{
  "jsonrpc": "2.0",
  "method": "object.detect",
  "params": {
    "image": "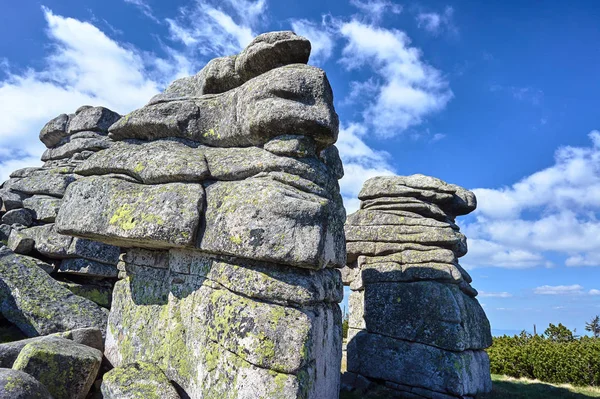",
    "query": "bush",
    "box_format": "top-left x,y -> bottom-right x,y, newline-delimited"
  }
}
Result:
487,328 -> 600,386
